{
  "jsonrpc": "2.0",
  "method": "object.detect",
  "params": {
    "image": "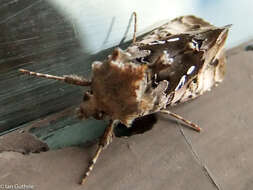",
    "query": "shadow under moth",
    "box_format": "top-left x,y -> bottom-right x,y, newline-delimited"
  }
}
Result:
19,13 -> 230,184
